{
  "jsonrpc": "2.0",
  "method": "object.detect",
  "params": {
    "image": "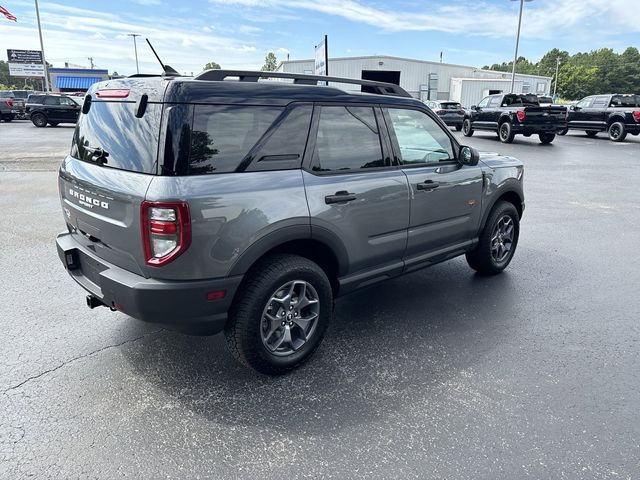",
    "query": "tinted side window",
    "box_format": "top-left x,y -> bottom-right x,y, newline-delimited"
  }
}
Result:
610,95 -> 637,107
245,104 -> 312,172
312,106 -> 384,172
190,105 -> 282,175
44,96 -> 60,105
387,108 -> 454,165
